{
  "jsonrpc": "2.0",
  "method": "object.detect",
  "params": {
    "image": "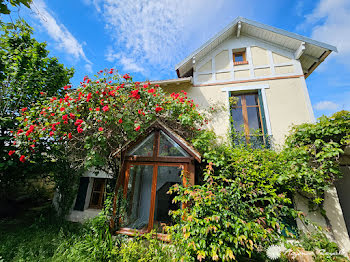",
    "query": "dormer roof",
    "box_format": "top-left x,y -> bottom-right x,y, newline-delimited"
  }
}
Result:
175,17 -> 337,79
